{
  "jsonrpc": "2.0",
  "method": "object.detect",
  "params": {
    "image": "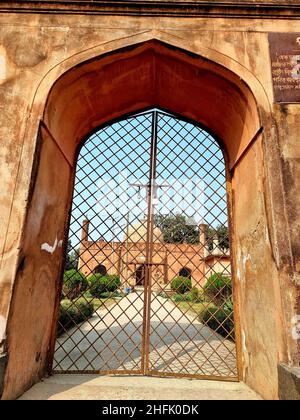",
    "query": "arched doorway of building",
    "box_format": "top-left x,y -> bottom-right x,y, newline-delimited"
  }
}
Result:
93,264 -> 107,276
179,267 -> 192,279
